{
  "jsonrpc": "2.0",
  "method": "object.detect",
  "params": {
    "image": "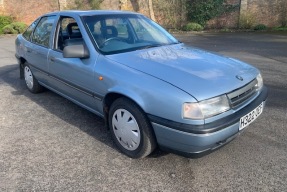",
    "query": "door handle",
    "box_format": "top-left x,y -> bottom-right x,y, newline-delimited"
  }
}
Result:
49,57 -> 56,62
